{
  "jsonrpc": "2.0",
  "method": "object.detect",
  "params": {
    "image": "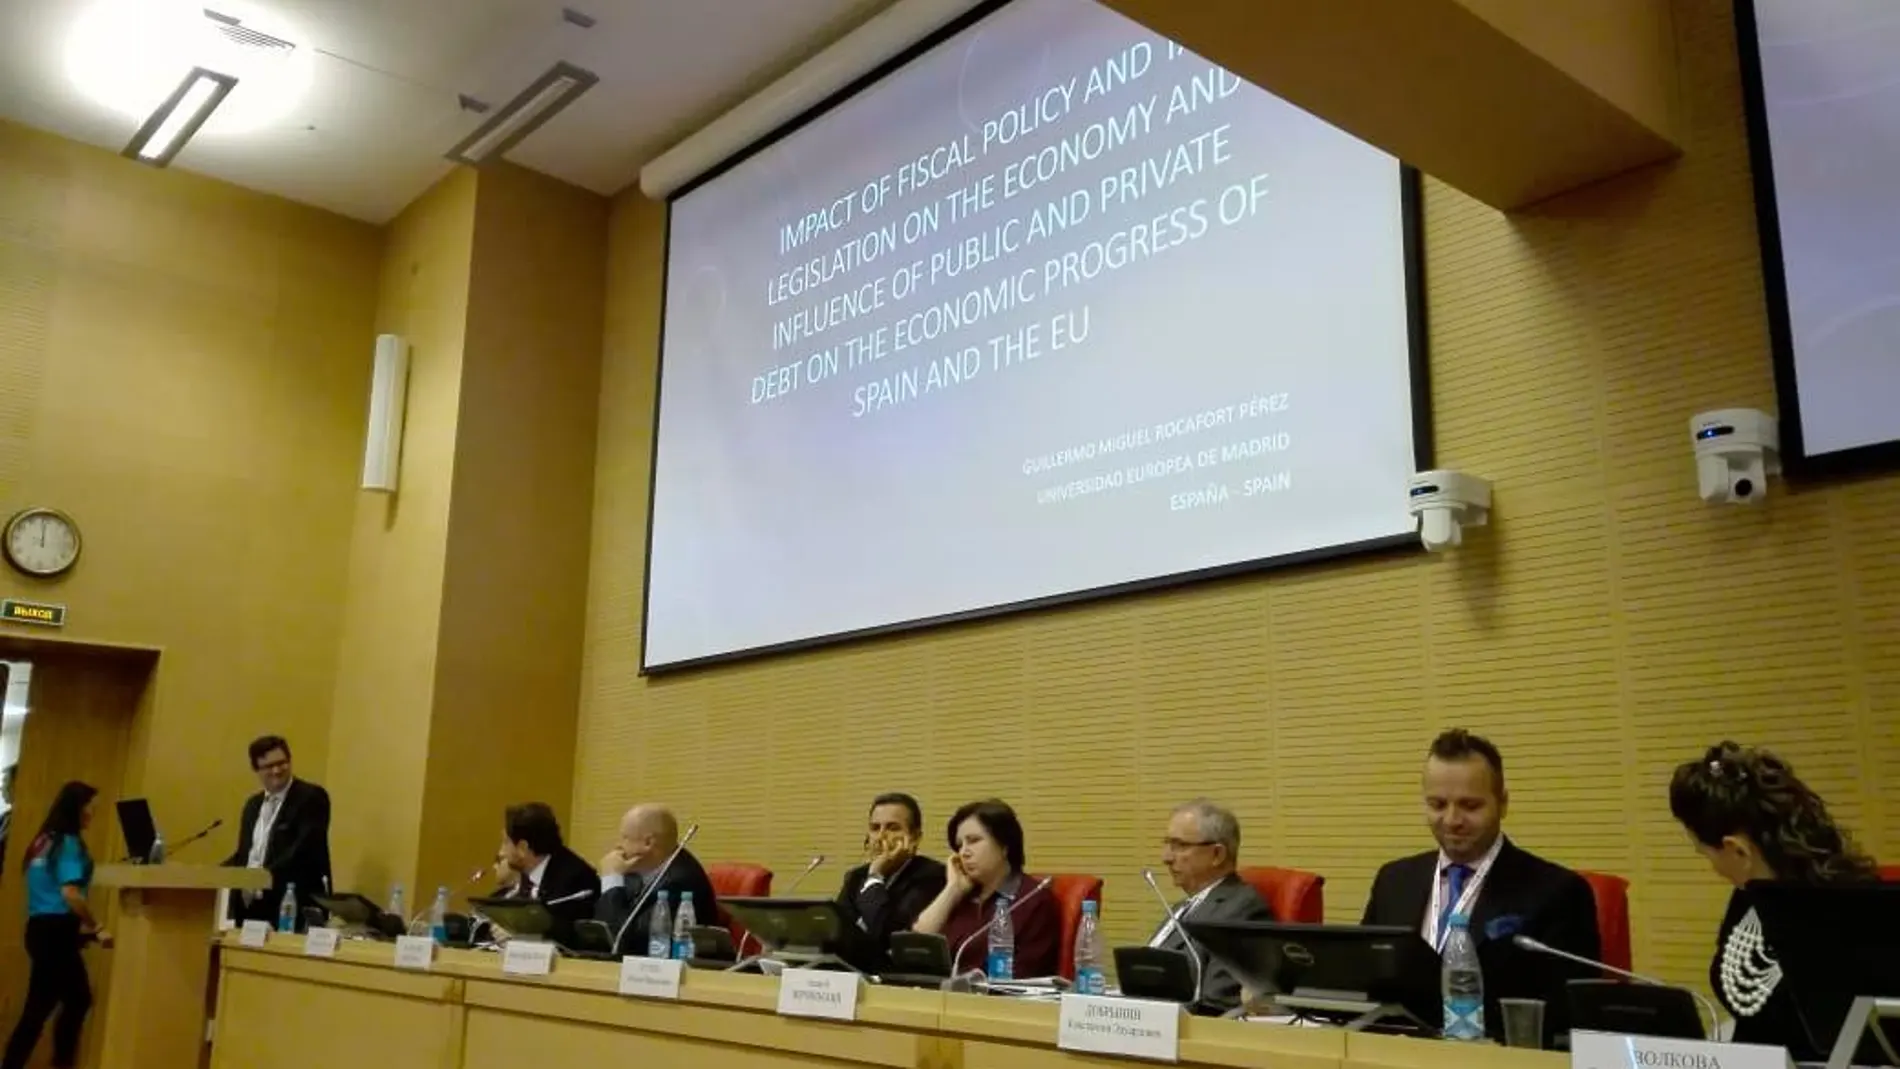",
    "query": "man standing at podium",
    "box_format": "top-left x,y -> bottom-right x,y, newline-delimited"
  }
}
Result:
224,735 -> 331,924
